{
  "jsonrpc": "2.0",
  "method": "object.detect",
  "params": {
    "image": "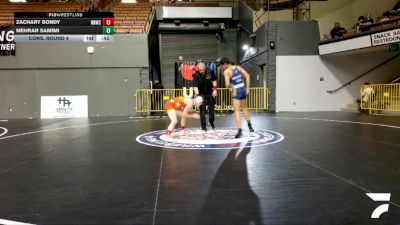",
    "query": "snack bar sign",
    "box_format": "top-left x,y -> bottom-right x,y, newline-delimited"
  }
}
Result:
371,28 -> 400,46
